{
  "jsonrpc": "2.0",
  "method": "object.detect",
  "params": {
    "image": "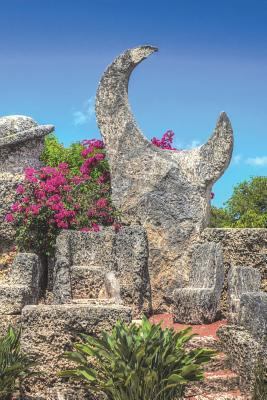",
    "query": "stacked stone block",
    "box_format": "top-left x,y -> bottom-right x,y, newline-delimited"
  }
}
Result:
173,242 -> 224,324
